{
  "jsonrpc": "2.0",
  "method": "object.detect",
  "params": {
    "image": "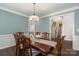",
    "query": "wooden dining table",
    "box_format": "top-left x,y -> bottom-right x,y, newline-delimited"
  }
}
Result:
30,35 -> 57,55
